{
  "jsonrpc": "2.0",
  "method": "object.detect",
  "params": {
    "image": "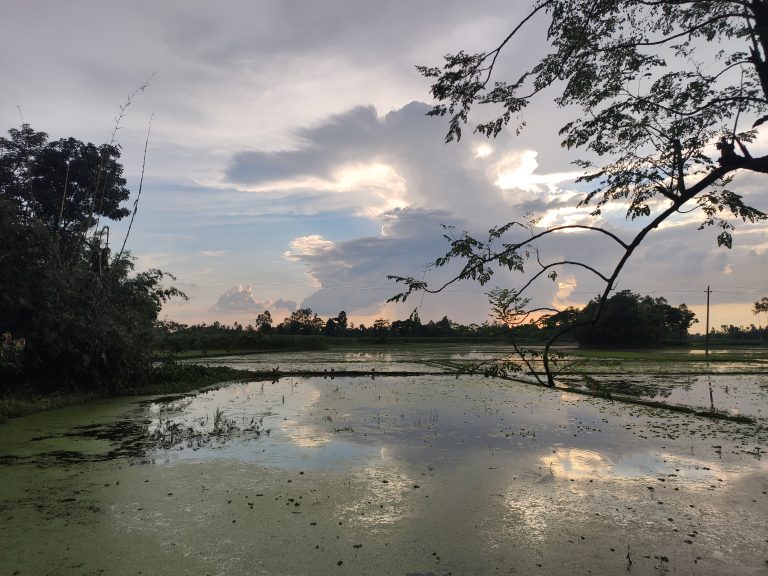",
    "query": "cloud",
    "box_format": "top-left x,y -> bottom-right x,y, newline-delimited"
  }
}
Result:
283,235 -> 336,260
552,276 -> 580,309
272,299 -> 299,312
492,150 -> 582,194
6,0 -> 767,333
210,284 -> 297,314
183,94 -> 768,327
211,284 -> 267,313
283,207 -> 464,316
223,101 -> 587,228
